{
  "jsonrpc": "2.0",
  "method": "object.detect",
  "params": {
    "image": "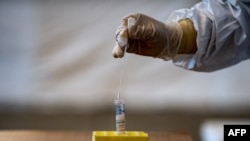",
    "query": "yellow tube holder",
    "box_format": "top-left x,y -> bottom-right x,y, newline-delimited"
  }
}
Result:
92,131 -> 149,141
